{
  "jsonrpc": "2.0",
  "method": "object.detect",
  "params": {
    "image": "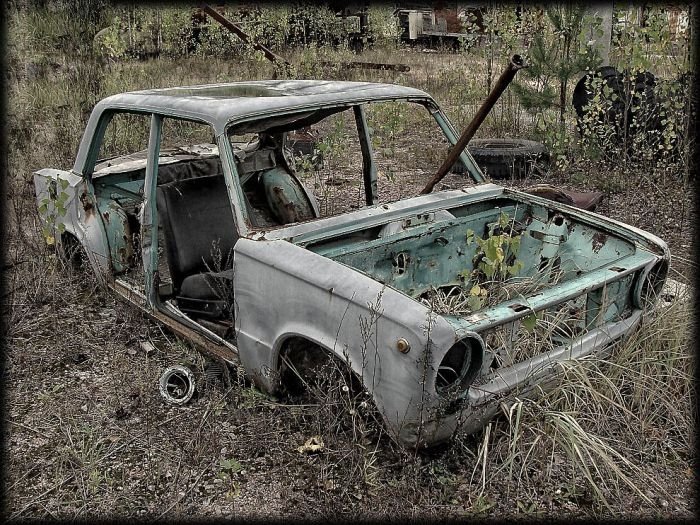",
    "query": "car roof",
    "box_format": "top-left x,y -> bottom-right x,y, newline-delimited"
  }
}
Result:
97,80 -> 434,131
